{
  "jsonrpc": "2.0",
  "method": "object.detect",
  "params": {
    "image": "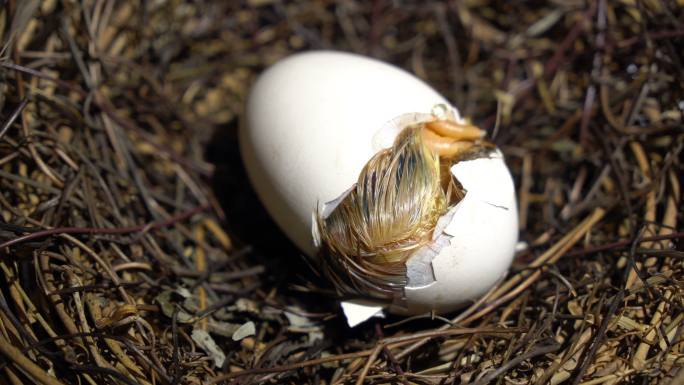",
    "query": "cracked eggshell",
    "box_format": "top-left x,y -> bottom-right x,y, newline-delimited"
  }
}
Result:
398,151 -> 518,315
241,50 -> 518,315
241,51 -> 449,256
